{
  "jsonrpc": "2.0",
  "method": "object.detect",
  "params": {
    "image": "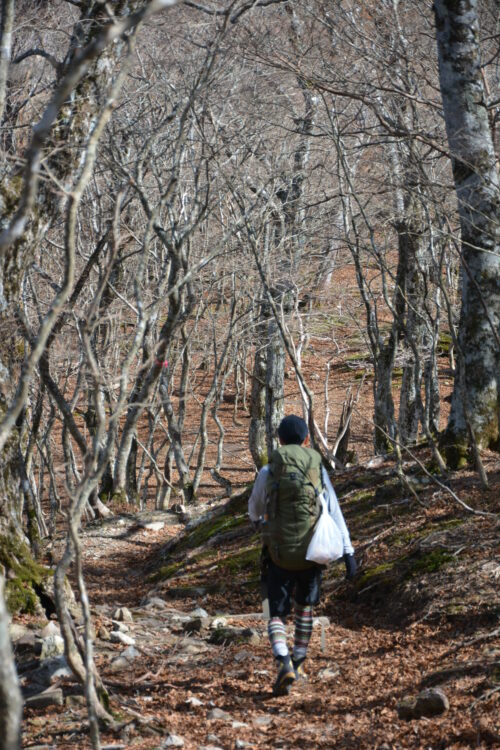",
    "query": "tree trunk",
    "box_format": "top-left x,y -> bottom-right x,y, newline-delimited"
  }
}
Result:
434,0 -> 500,462
0,575 -> 22,750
